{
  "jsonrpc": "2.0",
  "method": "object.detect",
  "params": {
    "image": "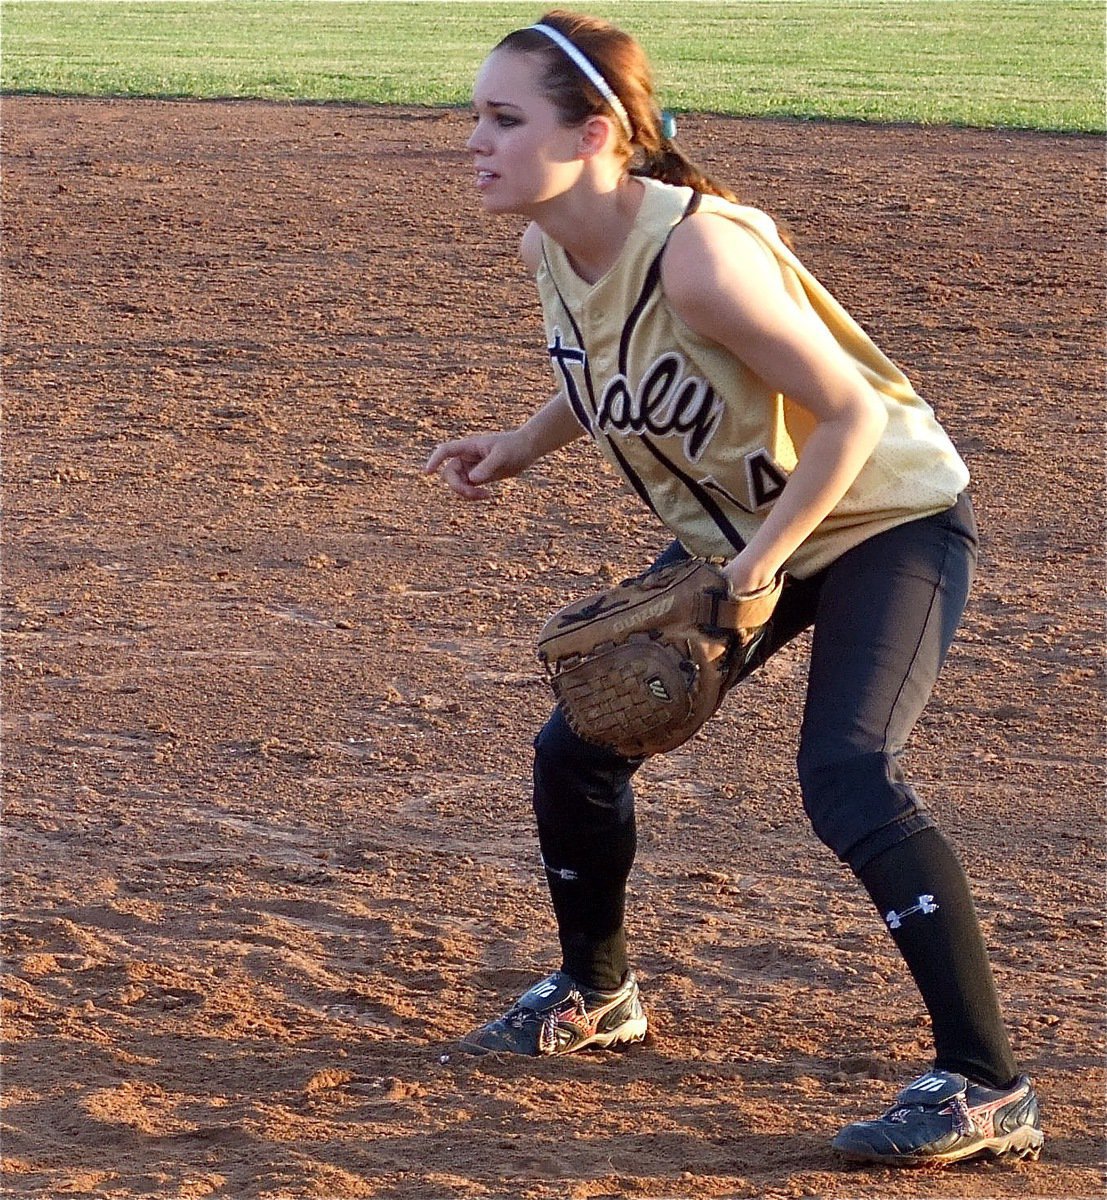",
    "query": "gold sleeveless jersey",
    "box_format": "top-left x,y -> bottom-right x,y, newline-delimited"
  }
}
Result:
534,177 -> 969,578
